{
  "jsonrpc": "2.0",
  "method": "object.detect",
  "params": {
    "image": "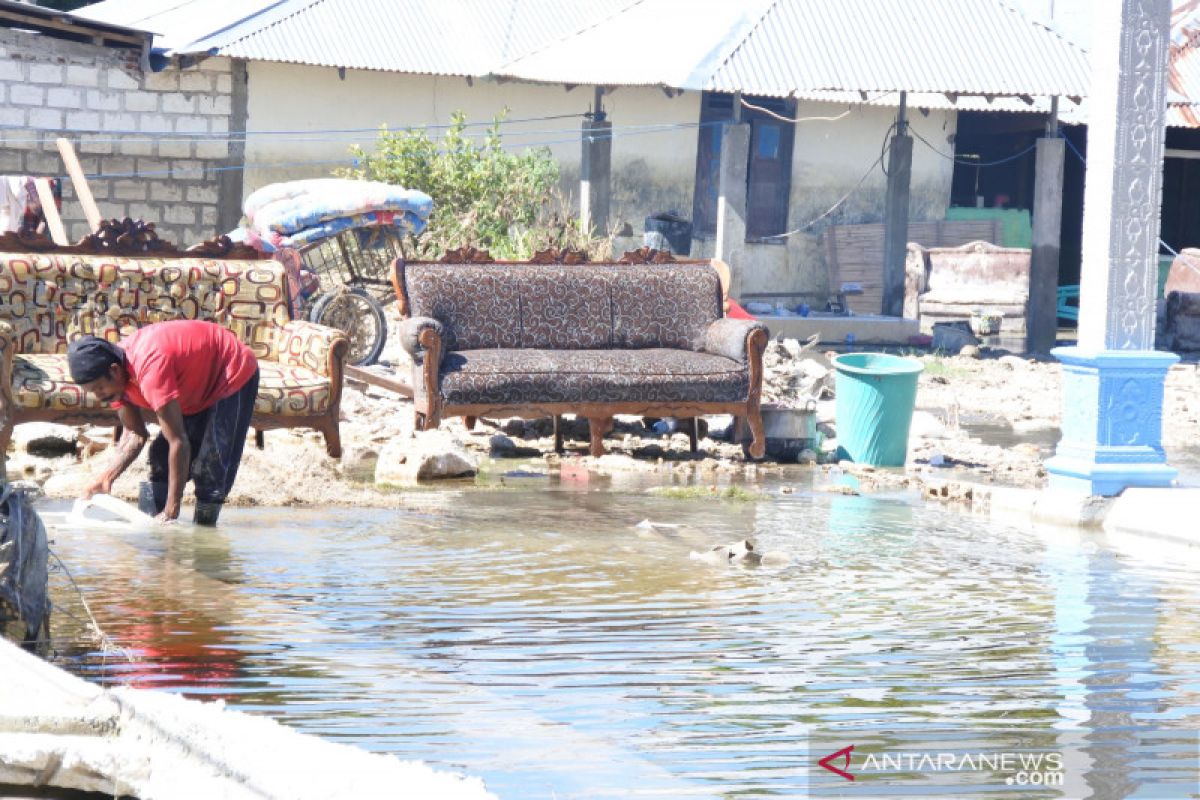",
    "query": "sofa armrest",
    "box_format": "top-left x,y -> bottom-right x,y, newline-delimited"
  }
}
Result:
399,316 -> 445,365
273,320 -> 349,378
703,318 -> 769,363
